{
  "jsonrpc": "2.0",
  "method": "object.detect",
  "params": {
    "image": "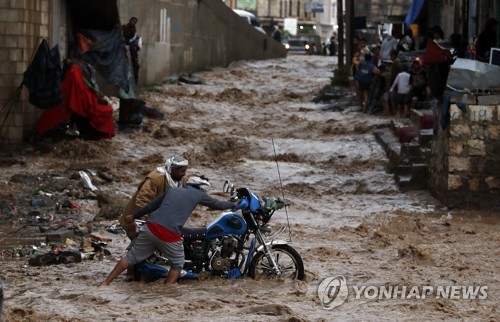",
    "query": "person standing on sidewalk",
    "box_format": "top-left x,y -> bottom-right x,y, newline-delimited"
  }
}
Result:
390,64 -> 411,118
272,25 -> 282,43
475,18 -> 498,62
122,17 -> 141,84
